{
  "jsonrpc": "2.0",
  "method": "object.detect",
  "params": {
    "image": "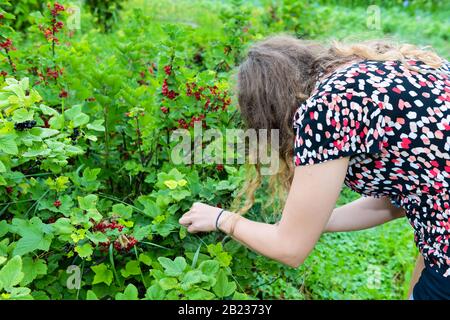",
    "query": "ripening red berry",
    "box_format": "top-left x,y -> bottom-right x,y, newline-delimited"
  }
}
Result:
216,164 -> 224,171
59,89 -> 68,98
0,38 -> 13,50
53,200 -> 62,208
160,106 -> 169,113
164,65 -> 172,76
5,186 -> 13,194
